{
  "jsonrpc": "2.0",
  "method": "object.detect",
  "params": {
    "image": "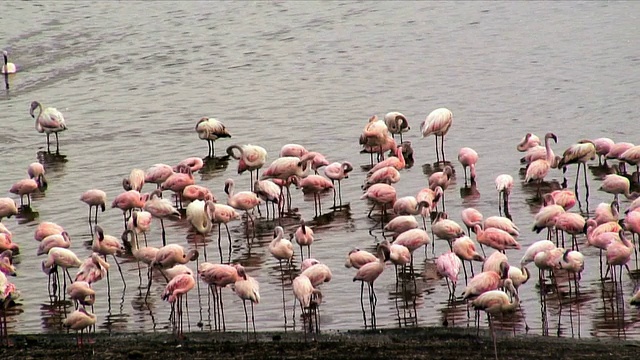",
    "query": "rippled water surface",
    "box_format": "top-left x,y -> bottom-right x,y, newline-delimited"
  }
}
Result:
1,1 -> 640,339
